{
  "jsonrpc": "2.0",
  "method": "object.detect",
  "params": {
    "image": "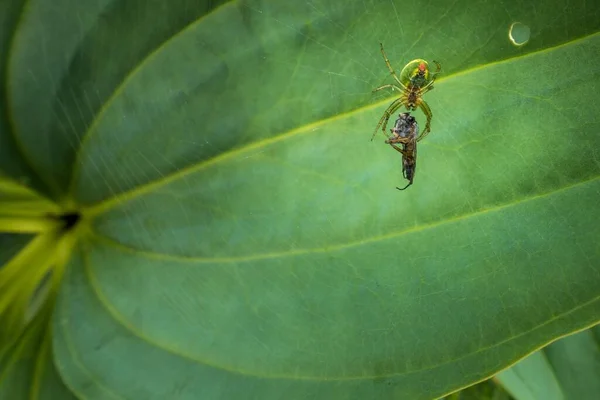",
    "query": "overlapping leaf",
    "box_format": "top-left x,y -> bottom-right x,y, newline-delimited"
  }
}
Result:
497,324 -> 600,400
